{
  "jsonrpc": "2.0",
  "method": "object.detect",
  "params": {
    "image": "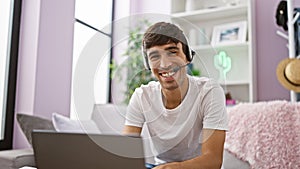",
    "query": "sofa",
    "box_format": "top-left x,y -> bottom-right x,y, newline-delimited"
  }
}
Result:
2,100 -> 299,169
